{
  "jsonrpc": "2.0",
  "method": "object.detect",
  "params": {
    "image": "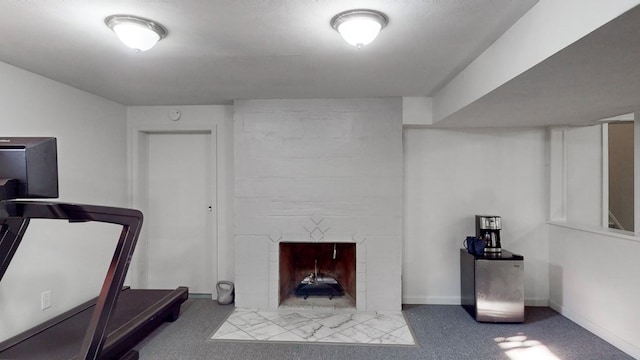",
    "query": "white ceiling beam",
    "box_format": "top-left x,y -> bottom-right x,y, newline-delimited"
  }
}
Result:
402,97 -> 433,126
432,0 -> 640,125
